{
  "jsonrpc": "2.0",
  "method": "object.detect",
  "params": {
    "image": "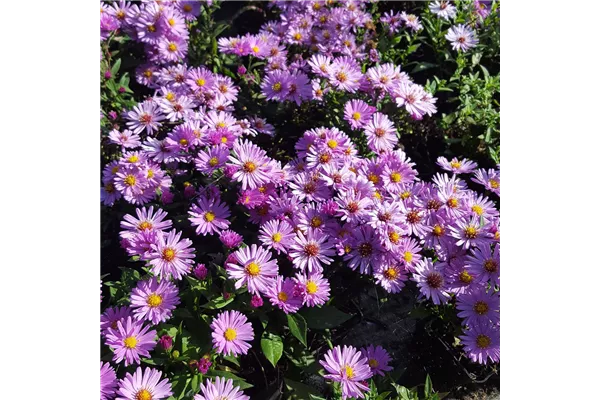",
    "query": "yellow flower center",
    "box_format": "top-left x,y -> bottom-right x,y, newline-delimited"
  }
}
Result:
147,169 -> 154,179
400,191 -> 411,200
368,358 -> 379,368
311,216 -> 322,228
162,248 -> 175,262
128,155 -> 139,163
352,112 -> 361,121
472,205 -> 484,216
344,365 -> 355,379
327,140 -> 338,149
388,231 -> 400,244
459,270 -> 473,283
383,267 -> 398,280
306,281 -> 318,294
221,136 -> 228,143
146,293 -> 163,308
243,161 -> 257,173
336,71 -> 348,82
168,18 -> 175,26
293,33 -> 302,41
450,161 -> 462,169
144,69 -> 153,78
367,173 -> 379,184
196,78 -> 206,87
179,138 -> 188,146
204,211 -> 216,222
404,252 -> 413,263
277,291 -> 288,302
123,336 -> 137,349
484,259 -> 498,273
138,221 -> 153,231
373,191 -> 382,200
168,42 -> 177,52
489,179 -> 499,189
447,198 -> 459,208
272,232 -> 282,243
136,389 -> 152,400
464,226 -> 478,239
474,301 -> 489,315
433,225 -> 444,236
252,45 -> 260,53
209,157 -> 219,167
476,334 -> 491,349
272,82 -> 282,92
148,25 -> 156,33
124,174 -> 136,186
224,328 -> 237,341
246,262 -> 261,277
390,172 -> 401,183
